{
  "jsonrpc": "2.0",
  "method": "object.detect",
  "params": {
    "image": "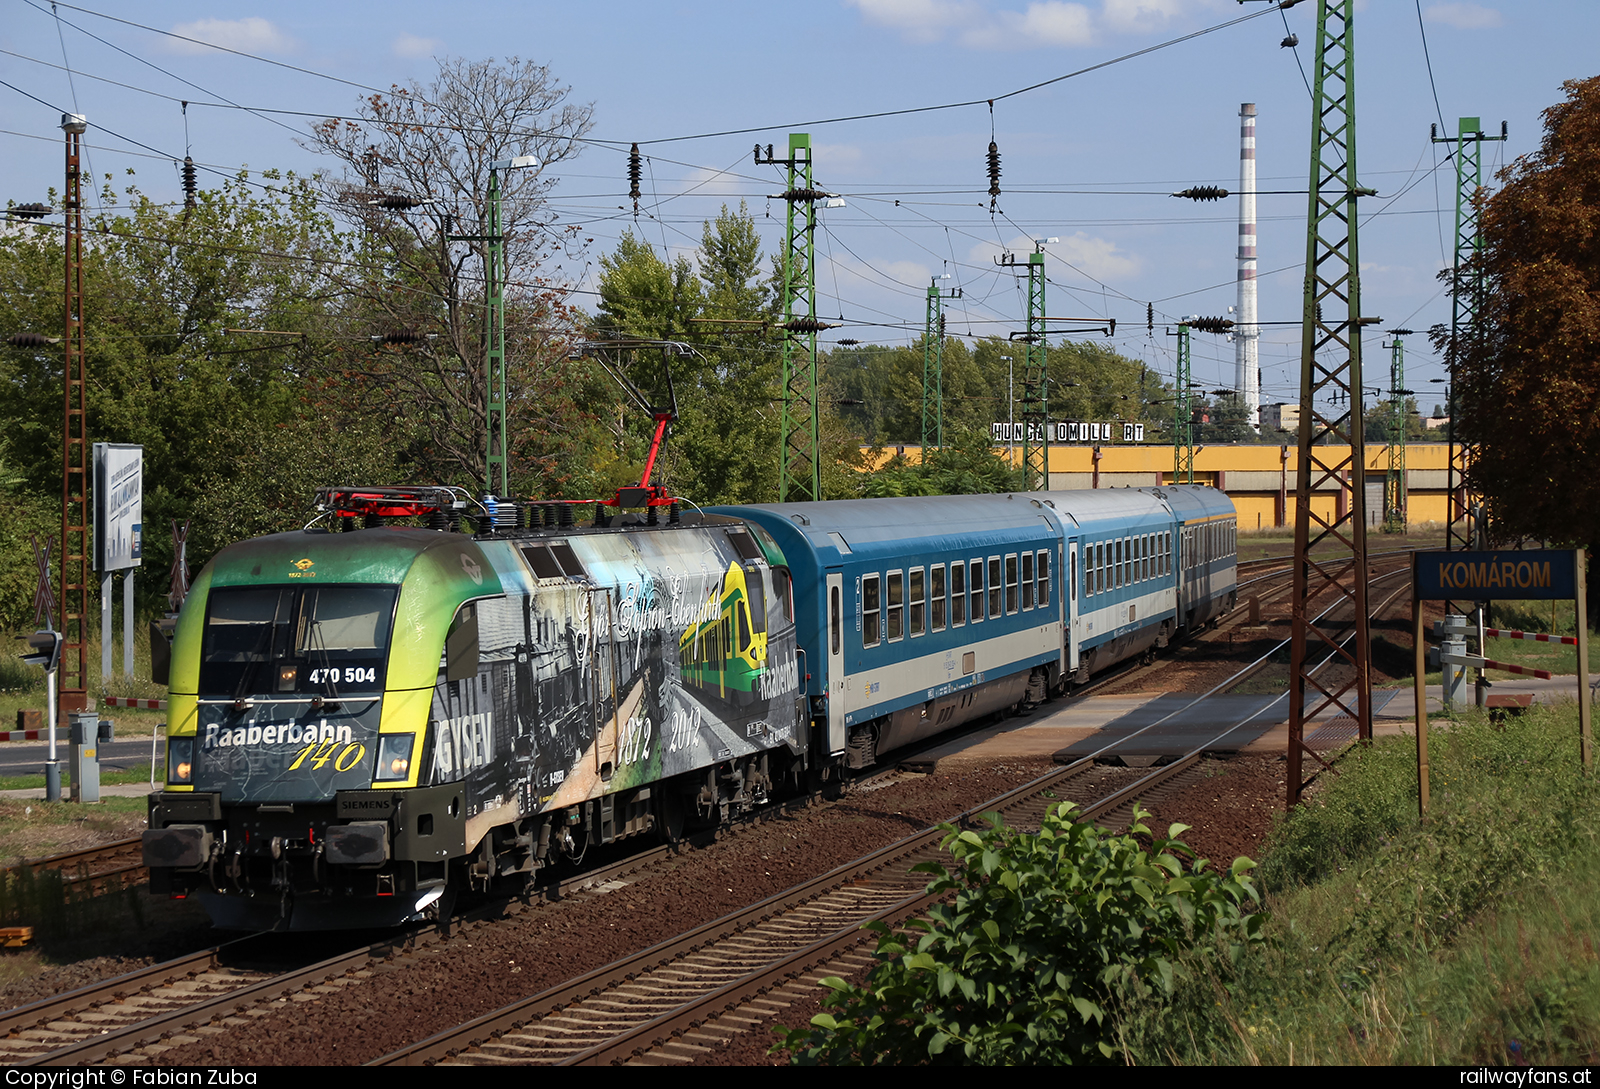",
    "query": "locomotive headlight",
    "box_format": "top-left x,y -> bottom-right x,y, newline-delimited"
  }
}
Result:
168,738 -> 194,785
376,734 -> 414,782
